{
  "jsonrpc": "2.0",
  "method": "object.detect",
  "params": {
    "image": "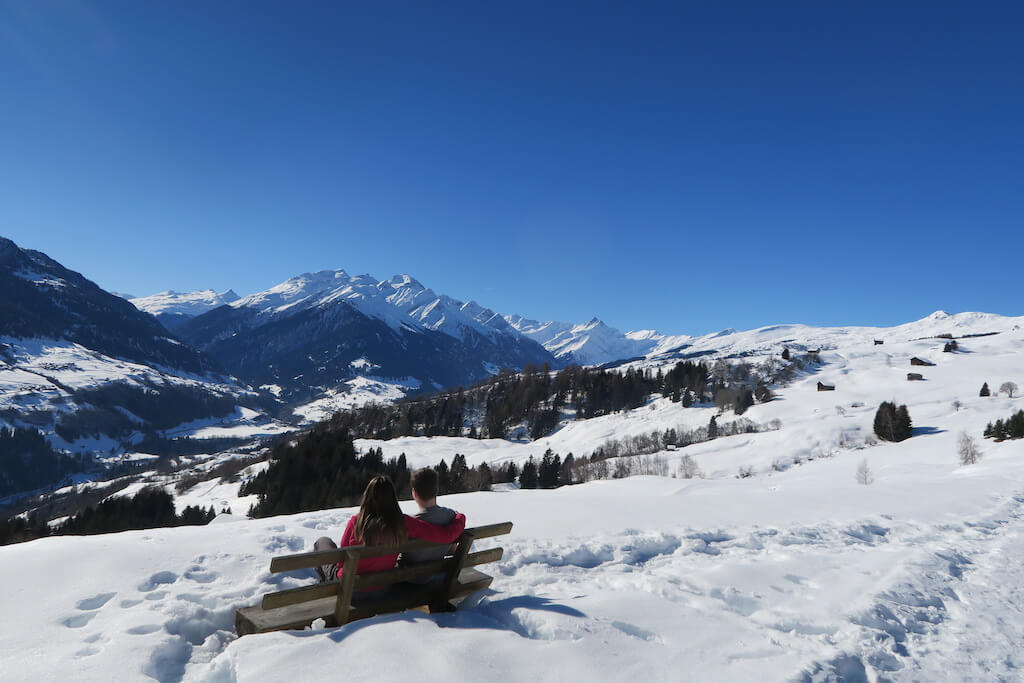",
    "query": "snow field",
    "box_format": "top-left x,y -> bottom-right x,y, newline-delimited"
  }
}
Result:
2,316 -> 1023,681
